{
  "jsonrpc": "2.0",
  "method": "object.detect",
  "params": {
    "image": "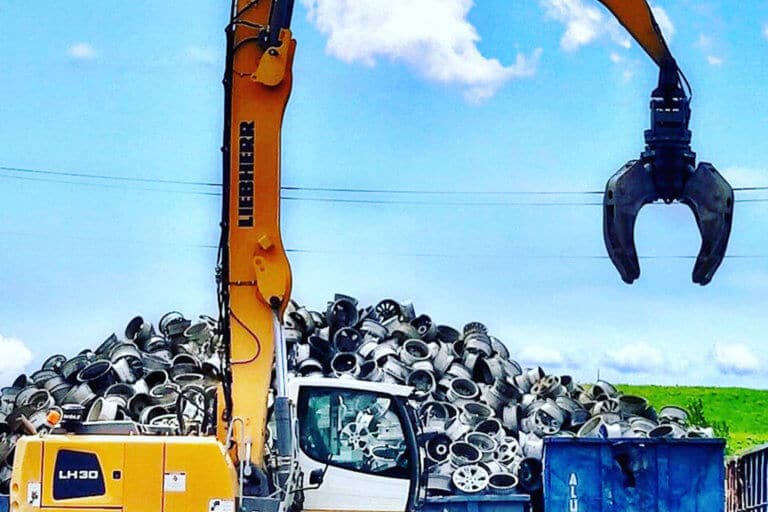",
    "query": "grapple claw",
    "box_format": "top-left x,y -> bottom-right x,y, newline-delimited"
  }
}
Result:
602,60 -> 734,285
680,162 -> 734,285
603,160 -> 657,284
